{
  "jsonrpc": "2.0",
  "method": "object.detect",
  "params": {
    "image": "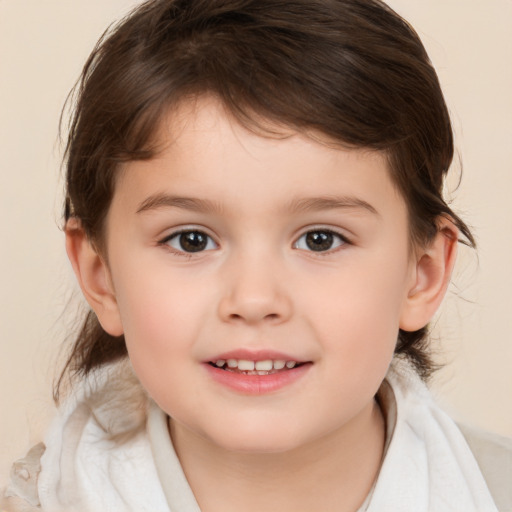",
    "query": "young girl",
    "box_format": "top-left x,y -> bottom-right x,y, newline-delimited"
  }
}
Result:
3,0 -> 511,510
